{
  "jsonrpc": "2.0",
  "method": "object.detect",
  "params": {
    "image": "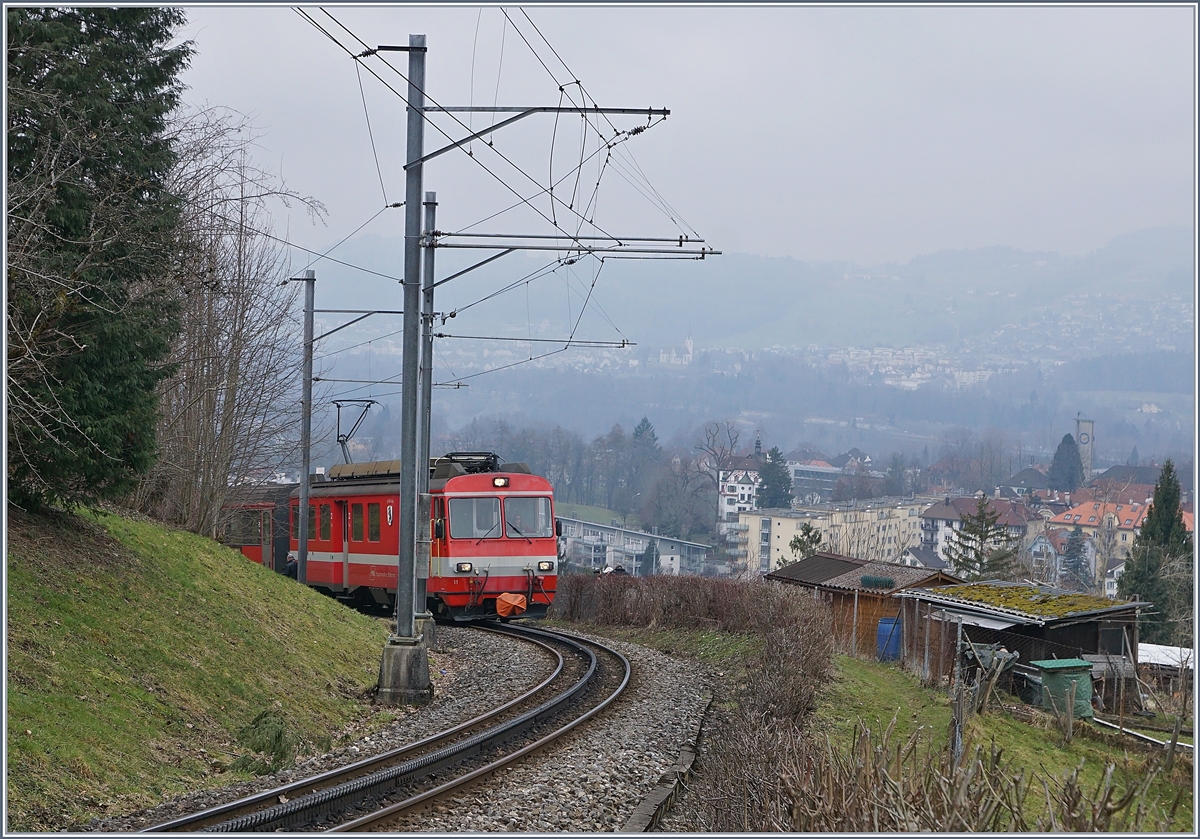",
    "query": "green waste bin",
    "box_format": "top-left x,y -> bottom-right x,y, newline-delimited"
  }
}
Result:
1030,658 -> 1093,720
